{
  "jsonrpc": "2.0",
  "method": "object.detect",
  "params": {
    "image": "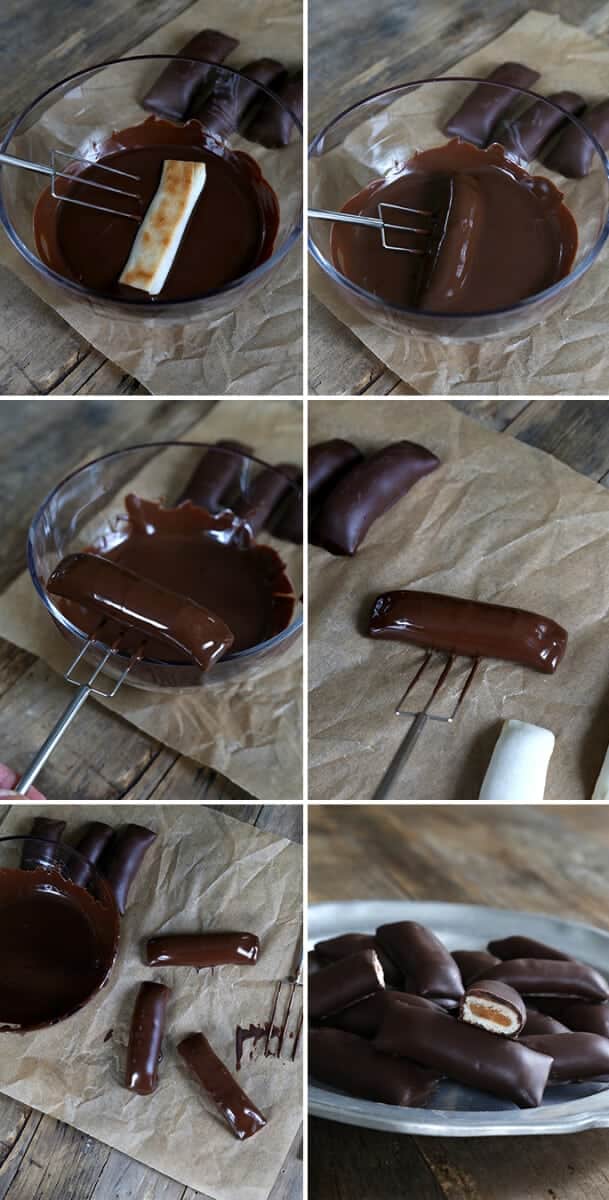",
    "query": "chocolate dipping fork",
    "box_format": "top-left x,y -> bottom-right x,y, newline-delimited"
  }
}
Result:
0,150 -> 141,219
264,929 -> 303,1062
309,204 -> 435,252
